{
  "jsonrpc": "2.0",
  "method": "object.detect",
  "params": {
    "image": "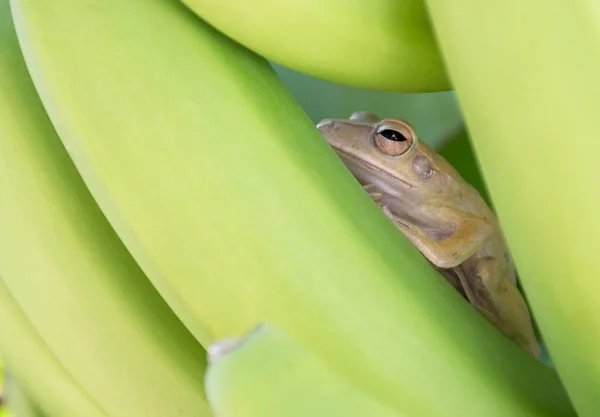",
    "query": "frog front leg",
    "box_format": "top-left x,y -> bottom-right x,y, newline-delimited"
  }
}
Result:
381,206 -> 494,269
